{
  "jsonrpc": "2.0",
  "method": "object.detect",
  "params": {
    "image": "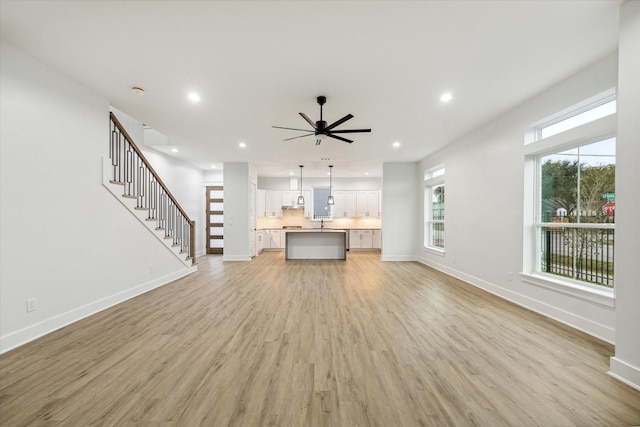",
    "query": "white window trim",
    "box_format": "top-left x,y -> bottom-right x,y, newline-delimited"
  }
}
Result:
525,87 -> 616,144
523,101 -> 616,303
520,272 -> 614,307
424,173 -> 445,252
